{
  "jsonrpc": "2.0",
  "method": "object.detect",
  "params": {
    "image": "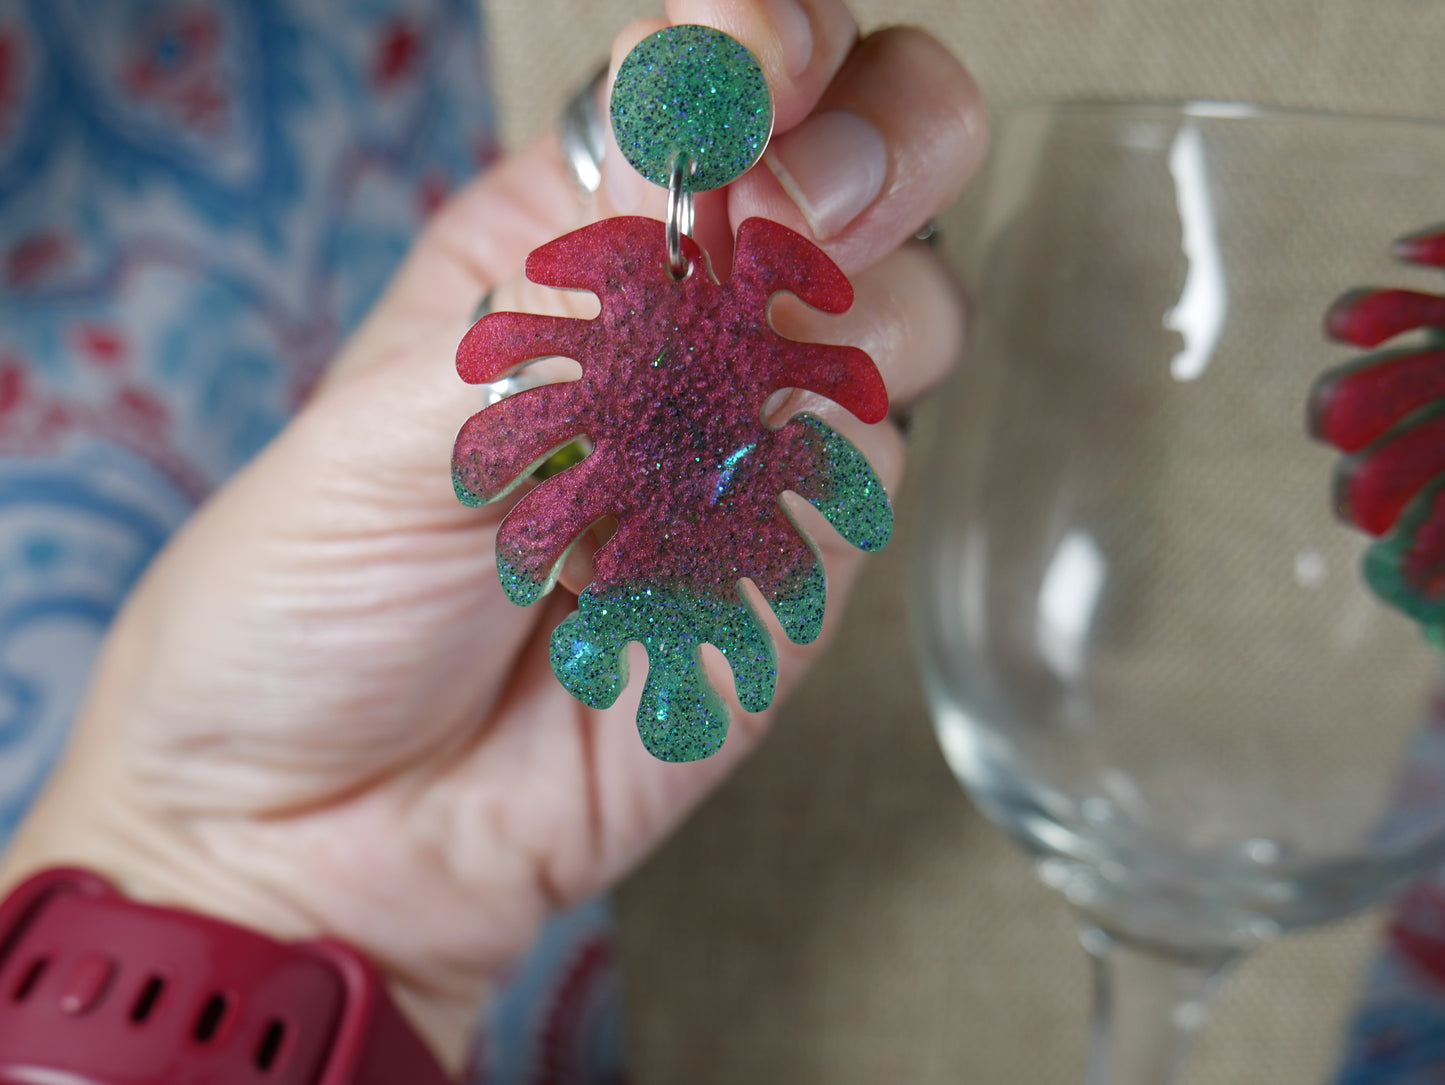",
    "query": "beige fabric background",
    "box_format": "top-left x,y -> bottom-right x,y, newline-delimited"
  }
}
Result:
484,2 -> 1445,1081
